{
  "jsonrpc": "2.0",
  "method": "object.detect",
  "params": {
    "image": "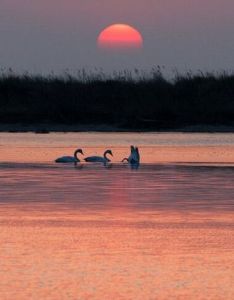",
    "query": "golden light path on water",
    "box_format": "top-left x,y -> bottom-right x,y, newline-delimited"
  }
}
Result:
0,133 -> 234,299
